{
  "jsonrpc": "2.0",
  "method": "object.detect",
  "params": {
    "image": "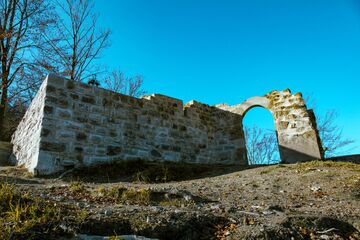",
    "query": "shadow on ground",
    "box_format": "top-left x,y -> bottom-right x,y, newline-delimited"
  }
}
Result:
53,159 -> 270,183
0,175 -> 41,184
0,167 -> 42,184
